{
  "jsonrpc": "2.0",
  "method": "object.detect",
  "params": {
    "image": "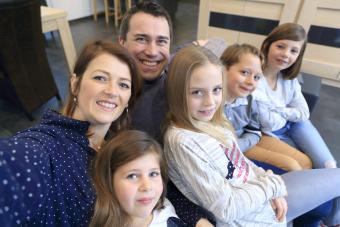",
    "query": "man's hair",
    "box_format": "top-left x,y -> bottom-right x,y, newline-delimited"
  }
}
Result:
119,1 -> 173,42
